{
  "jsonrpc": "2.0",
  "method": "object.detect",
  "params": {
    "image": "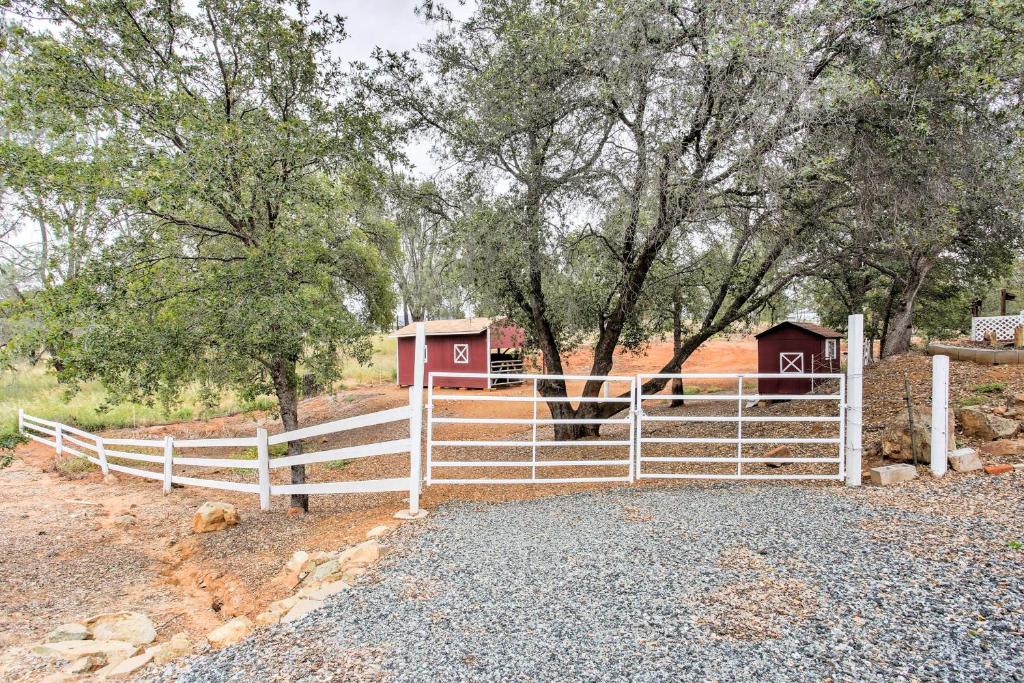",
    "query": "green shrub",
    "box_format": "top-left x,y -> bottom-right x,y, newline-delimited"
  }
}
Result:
55,454 -> 97,477
972,382 -> 1007,394
959,395 -> 991,407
